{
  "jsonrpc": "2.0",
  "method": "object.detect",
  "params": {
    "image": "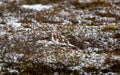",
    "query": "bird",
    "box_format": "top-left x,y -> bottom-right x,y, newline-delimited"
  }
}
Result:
51,25 -> 59,44
51,25 -> 77,47
51,25 -> 69,46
